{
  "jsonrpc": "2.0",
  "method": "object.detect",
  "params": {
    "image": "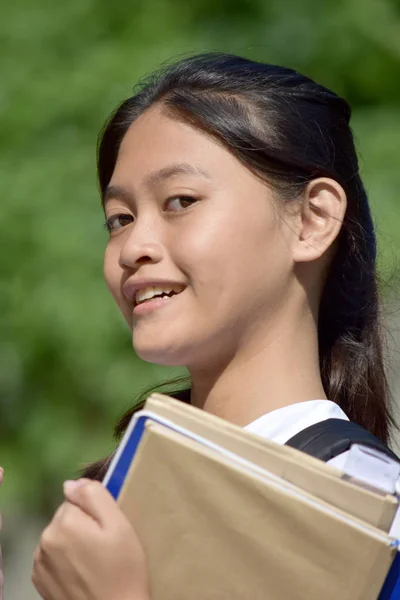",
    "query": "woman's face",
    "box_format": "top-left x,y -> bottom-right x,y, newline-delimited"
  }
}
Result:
103,105 -> 297,368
